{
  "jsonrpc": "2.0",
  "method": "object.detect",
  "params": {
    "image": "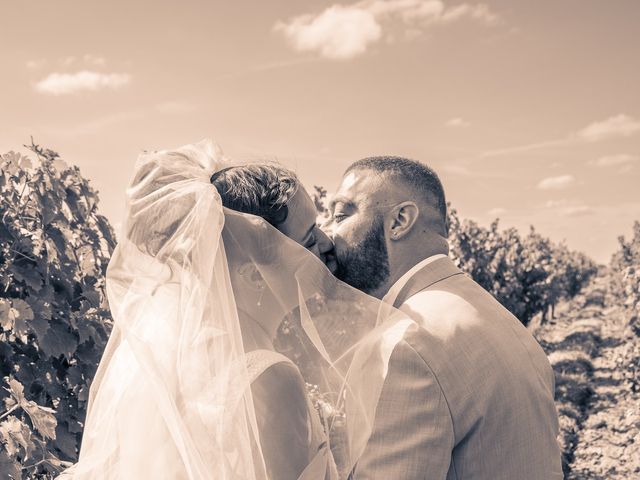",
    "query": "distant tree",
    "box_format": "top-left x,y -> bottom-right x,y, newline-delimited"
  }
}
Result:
610,221 -> 640,334
312,185 -> 330,223
444,208 -> 597,326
